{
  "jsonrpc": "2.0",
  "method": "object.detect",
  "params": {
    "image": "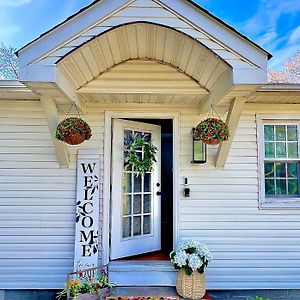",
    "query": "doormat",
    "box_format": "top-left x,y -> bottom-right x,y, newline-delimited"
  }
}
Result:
106,293 -> 212,300
106,297 -> 179,300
